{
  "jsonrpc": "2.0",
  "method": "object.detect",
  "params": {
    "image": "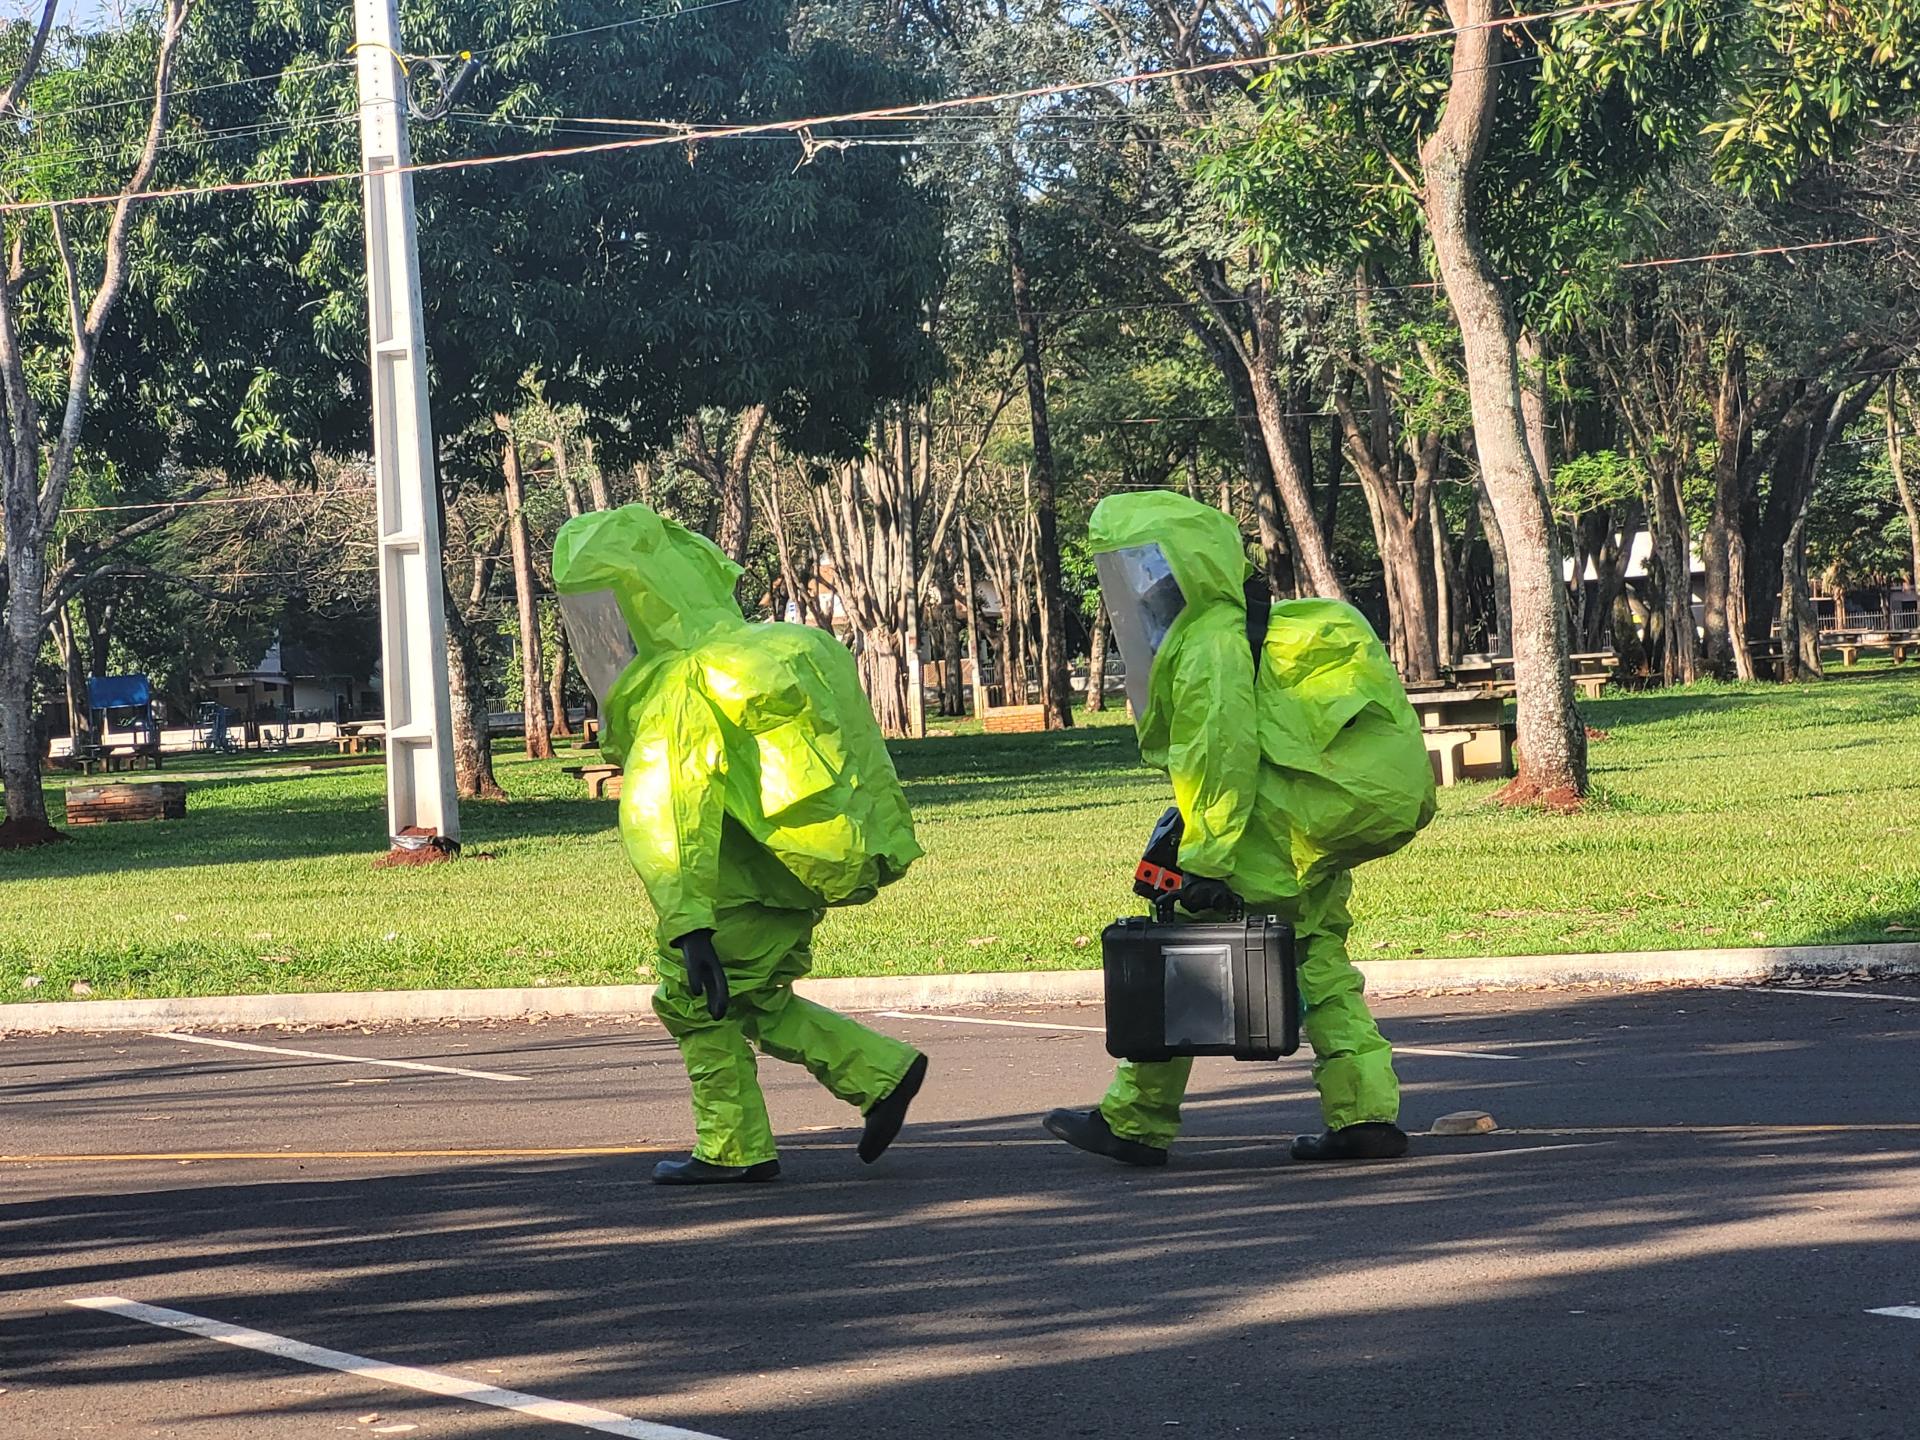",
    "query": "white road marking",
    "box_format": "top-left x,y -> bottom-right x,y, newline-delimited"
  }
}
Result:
875,1011 -> 1521,1059
149,1032 -> 524,1083
67,1297 -> 726,1440
1868,1306 -> 1920,1321
1733,986 -> 1920,1004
